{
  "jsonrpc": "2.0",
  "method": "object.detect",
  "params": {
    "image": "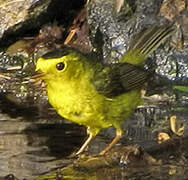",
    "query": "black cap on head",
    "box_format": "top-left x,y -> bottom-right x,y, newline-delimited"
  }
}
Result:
42,47 -> 73,59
